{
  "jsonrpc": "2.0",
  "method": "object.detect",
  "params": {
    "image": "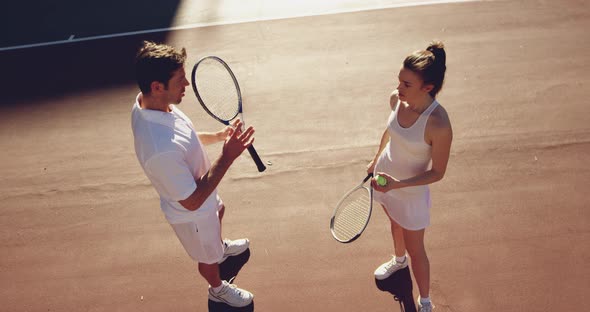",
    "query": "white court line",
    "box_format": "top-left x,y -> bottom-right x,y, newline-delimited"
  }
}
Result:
0,0 -> 478,52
